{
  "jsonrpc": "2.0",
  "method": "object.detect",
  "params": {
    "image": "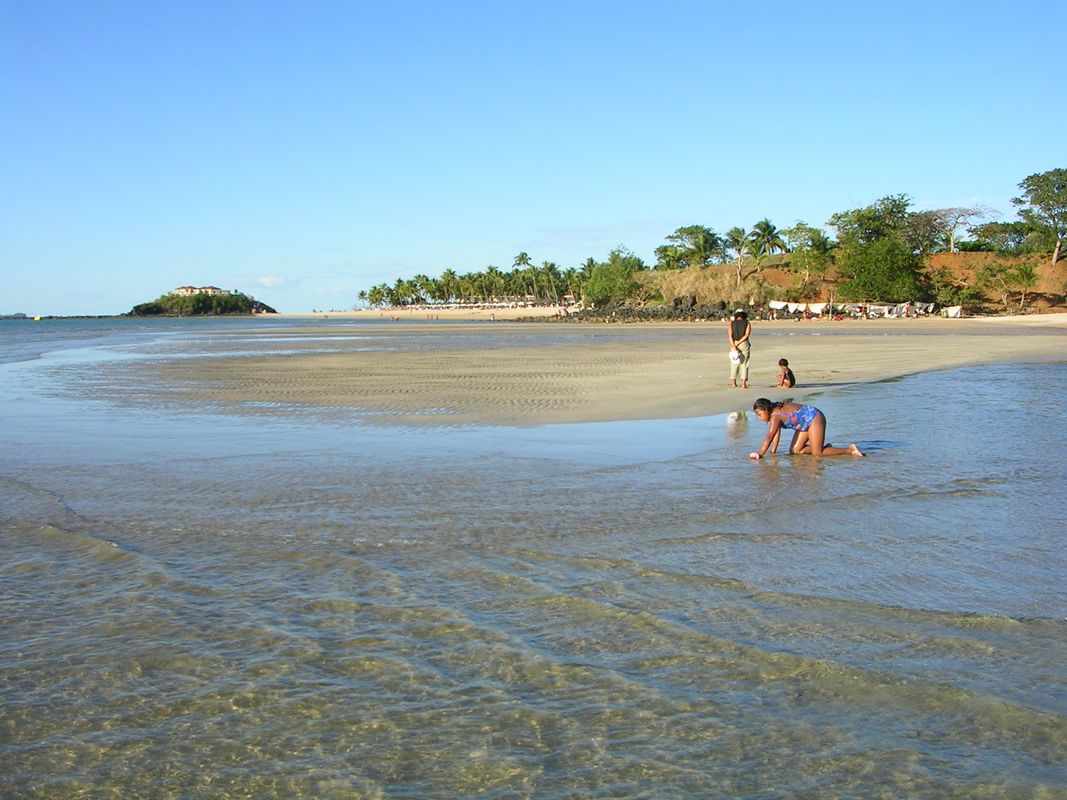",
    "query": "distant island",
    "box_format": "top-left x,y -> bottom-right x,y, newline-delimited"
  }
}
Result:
128,285 -> 277,316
